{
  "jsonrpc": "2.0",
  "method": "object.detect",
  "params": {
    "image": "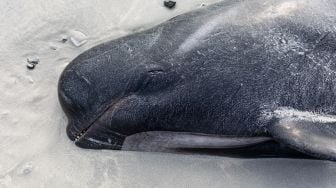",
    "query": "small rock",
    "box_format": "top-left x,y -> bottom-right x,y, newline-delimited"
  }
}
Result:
164,1 -> 176,9
69,30 -> 87,47
61,36 -> 68,43
200,3 -> 207,7
27,58 -> 39,65
26,63 -> 35,70
26,58 -> 39,70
